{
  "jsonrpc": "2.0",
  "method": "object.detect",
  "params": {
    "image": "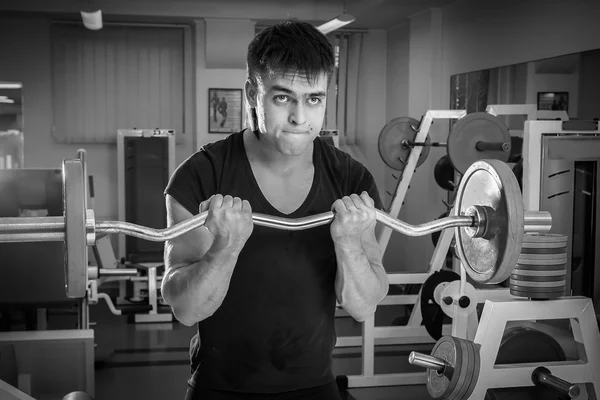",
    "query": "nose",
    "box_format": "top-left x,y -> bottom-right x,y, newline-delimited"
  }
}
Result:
288,102 -> 307,126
